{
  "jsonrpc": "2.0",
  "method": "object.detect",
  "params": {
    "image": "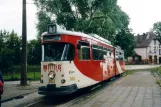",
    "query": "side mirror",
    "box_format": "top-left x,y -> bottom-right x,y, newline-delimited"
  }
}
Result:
77,44 -> 81,50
